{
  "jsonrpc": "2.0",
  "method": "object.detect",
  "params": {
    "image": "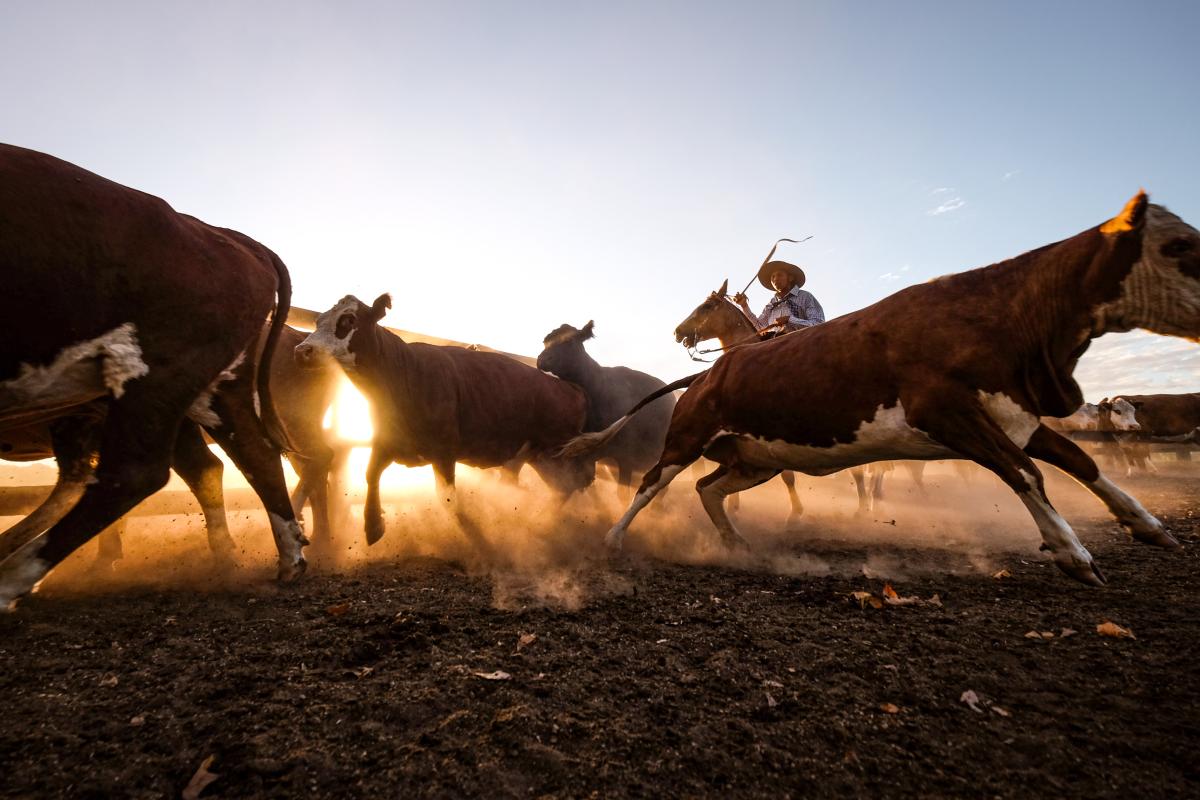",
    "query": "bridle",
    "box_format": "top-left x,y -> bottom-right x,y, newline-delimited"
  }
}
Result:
681,295 -> 787,362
